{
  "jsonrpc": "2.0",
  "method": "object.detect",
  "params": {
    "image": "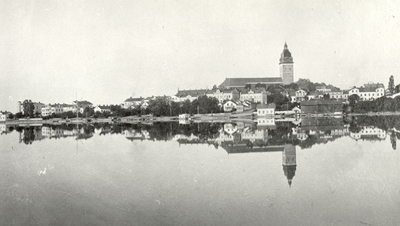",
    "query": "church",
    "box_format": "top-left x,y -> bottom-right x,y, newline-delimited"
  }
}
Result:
219,42 -> 294,89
